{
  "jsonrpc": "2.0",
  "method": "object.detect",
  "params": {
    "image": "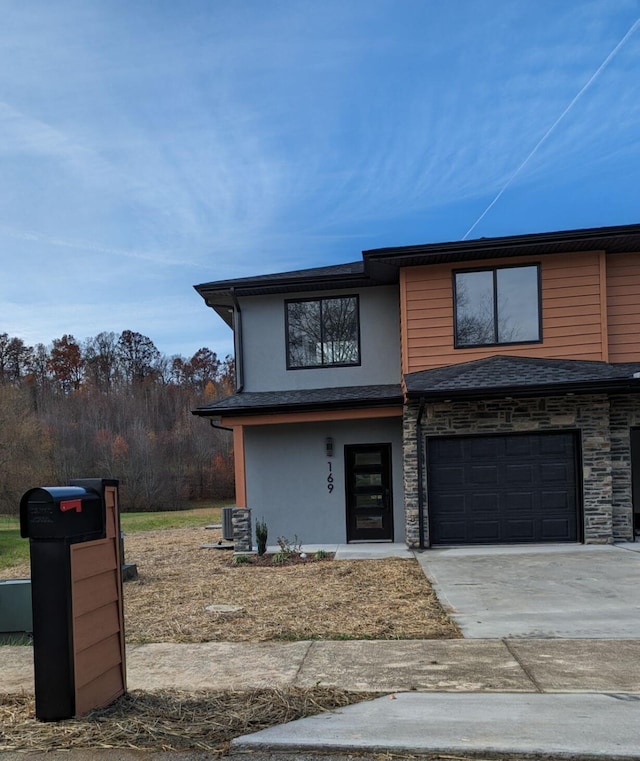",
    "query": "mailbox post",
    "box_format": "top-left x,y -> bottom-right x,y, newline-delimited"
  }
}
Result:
20,479 -> 126,721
